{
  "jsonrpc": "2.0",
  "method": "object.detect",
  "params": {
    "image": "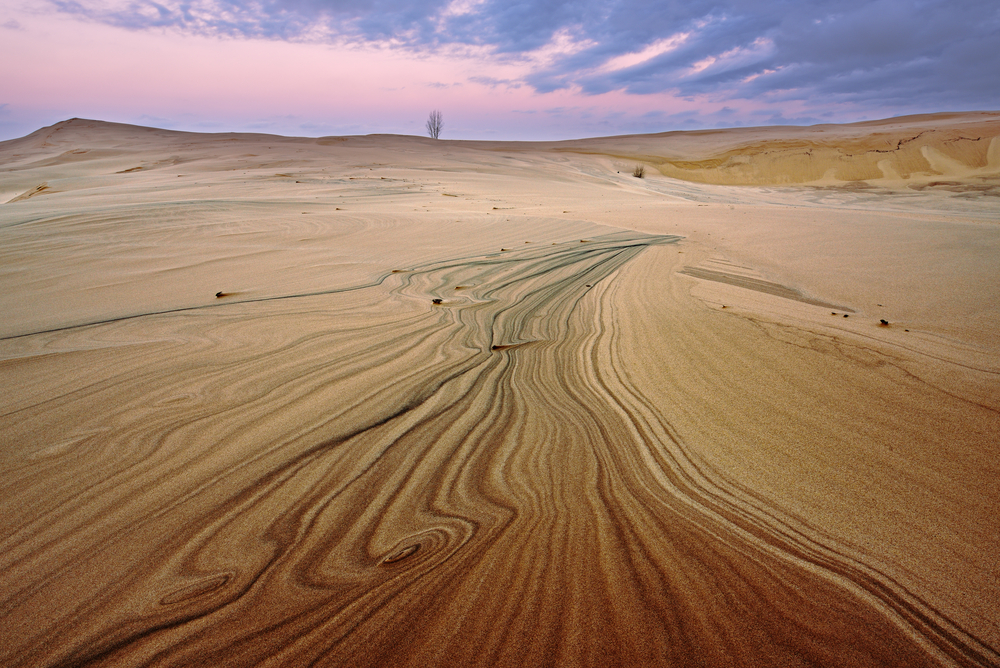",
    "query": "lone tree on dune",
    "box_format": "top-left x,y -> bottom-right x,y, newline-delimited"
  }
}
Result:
426,110 -> 443,139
